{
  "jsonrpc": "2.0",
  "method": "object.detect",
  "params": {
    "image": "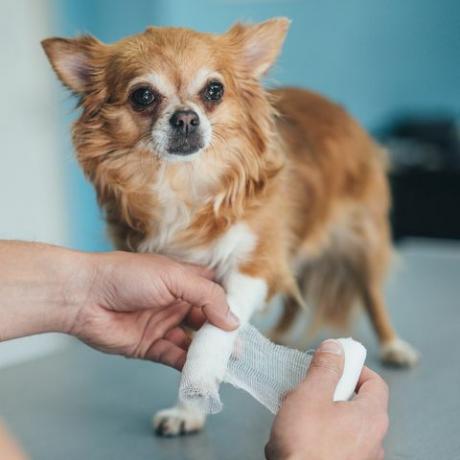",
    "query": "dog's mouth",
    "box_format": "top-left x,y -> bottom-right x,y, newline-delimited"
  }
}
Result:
167,133 -> 204,155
